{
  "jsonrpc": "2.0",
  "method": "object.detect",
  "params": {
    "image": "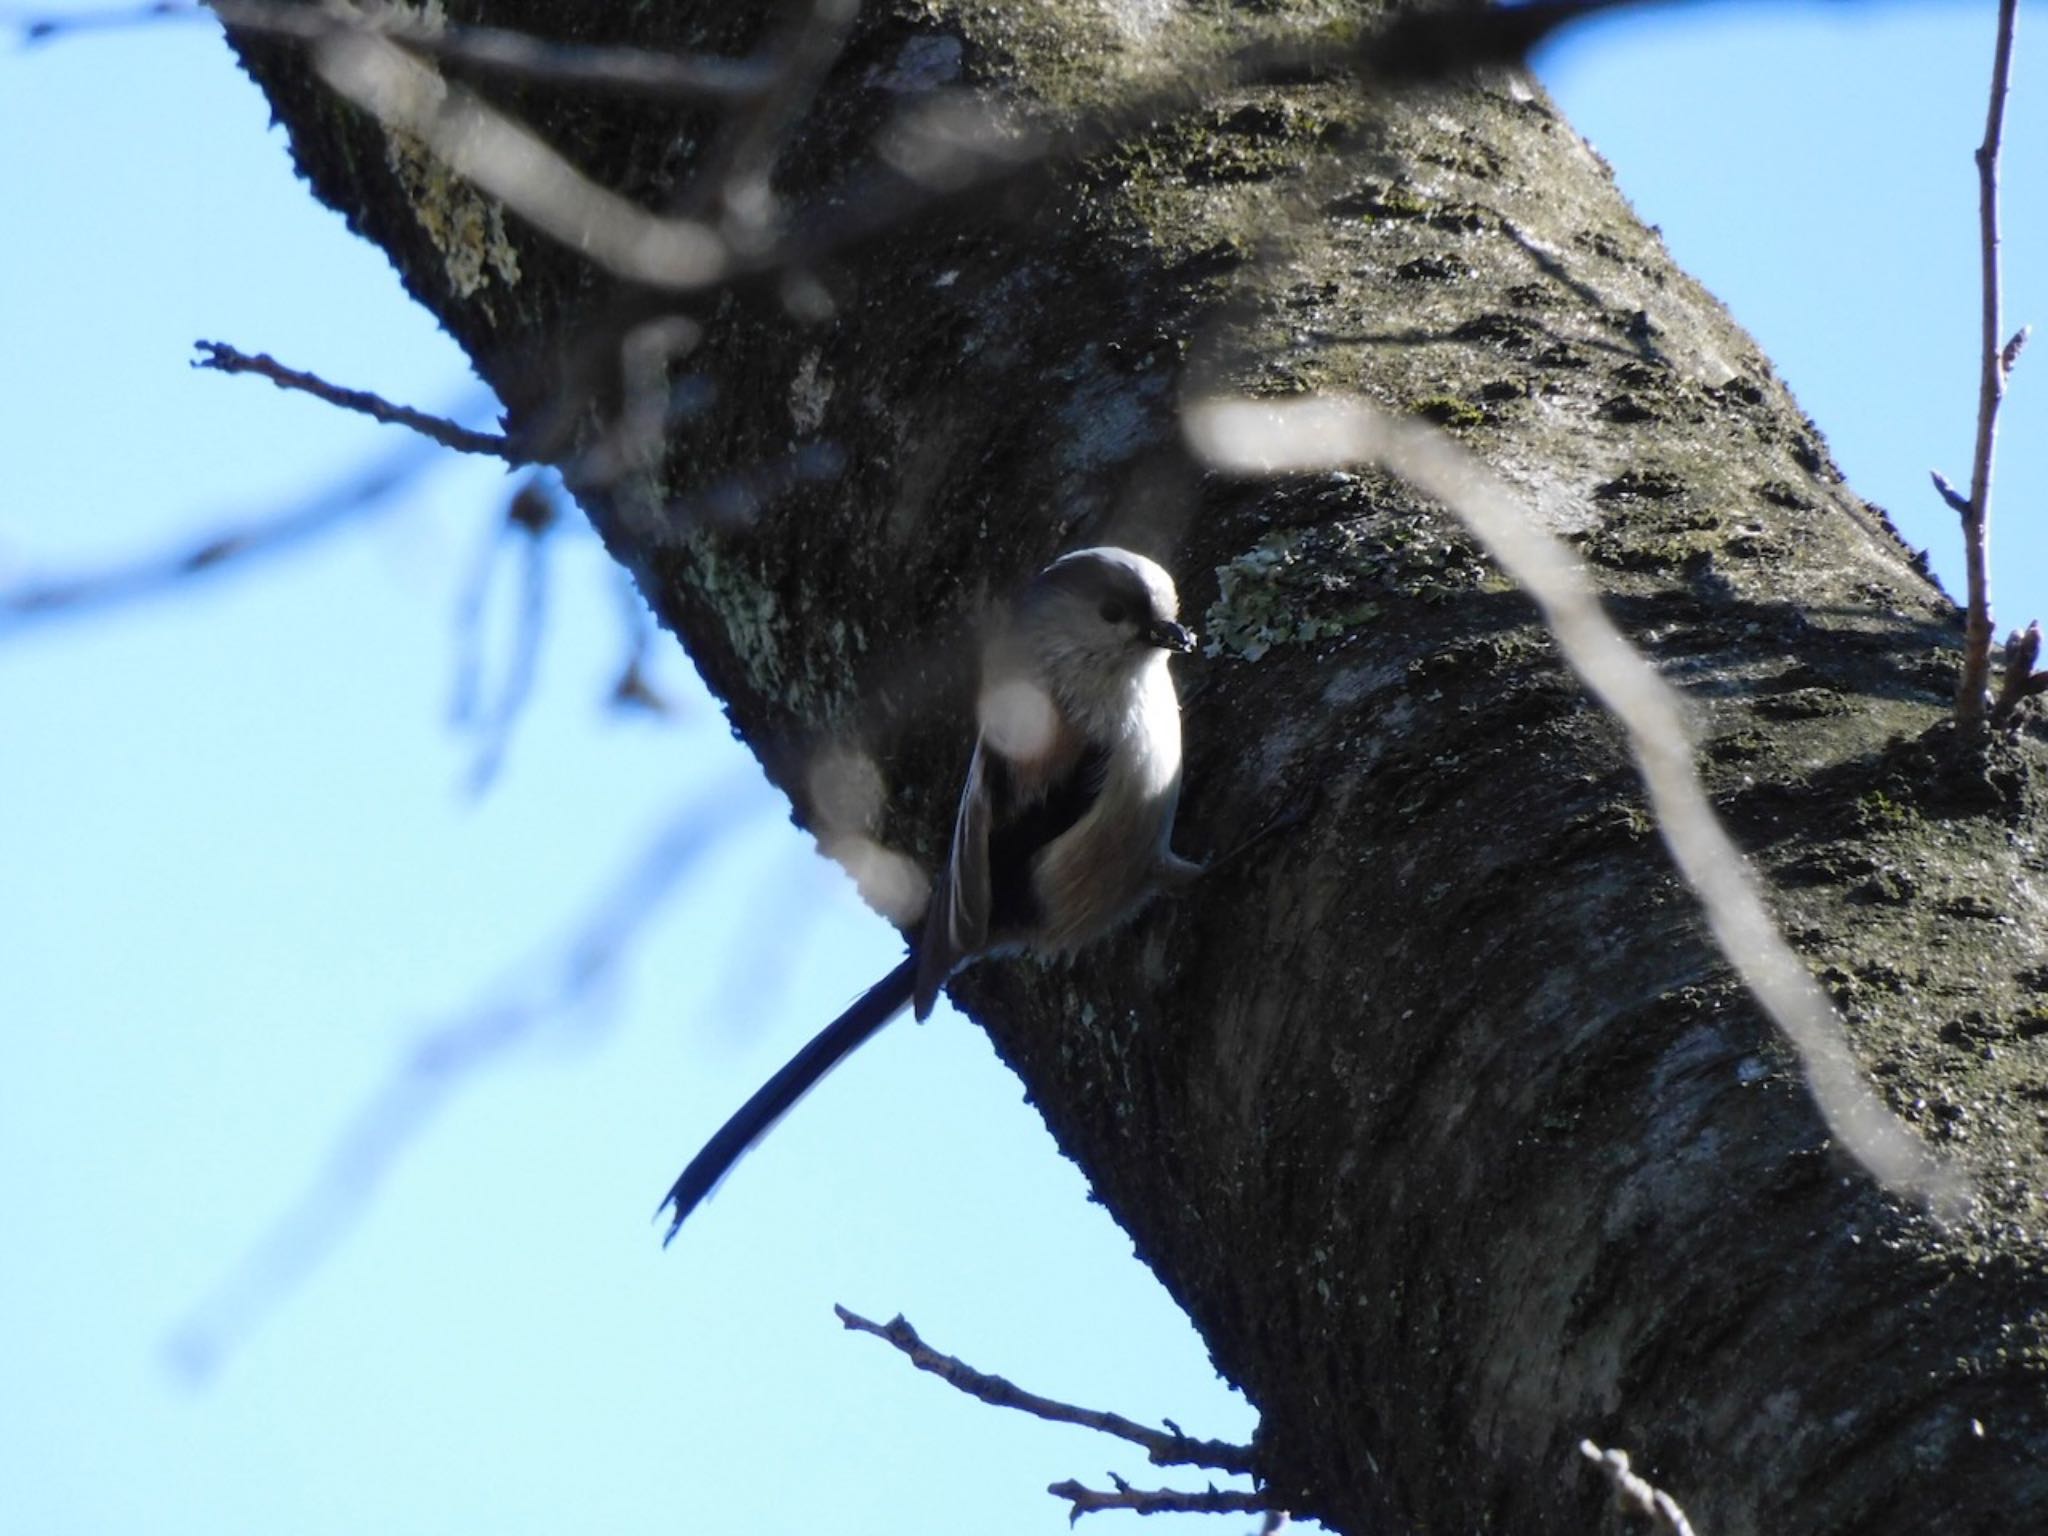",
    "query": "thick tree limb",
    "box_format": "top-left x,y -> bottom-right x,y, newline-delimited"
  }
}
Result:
223,2 -> 2048,1532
